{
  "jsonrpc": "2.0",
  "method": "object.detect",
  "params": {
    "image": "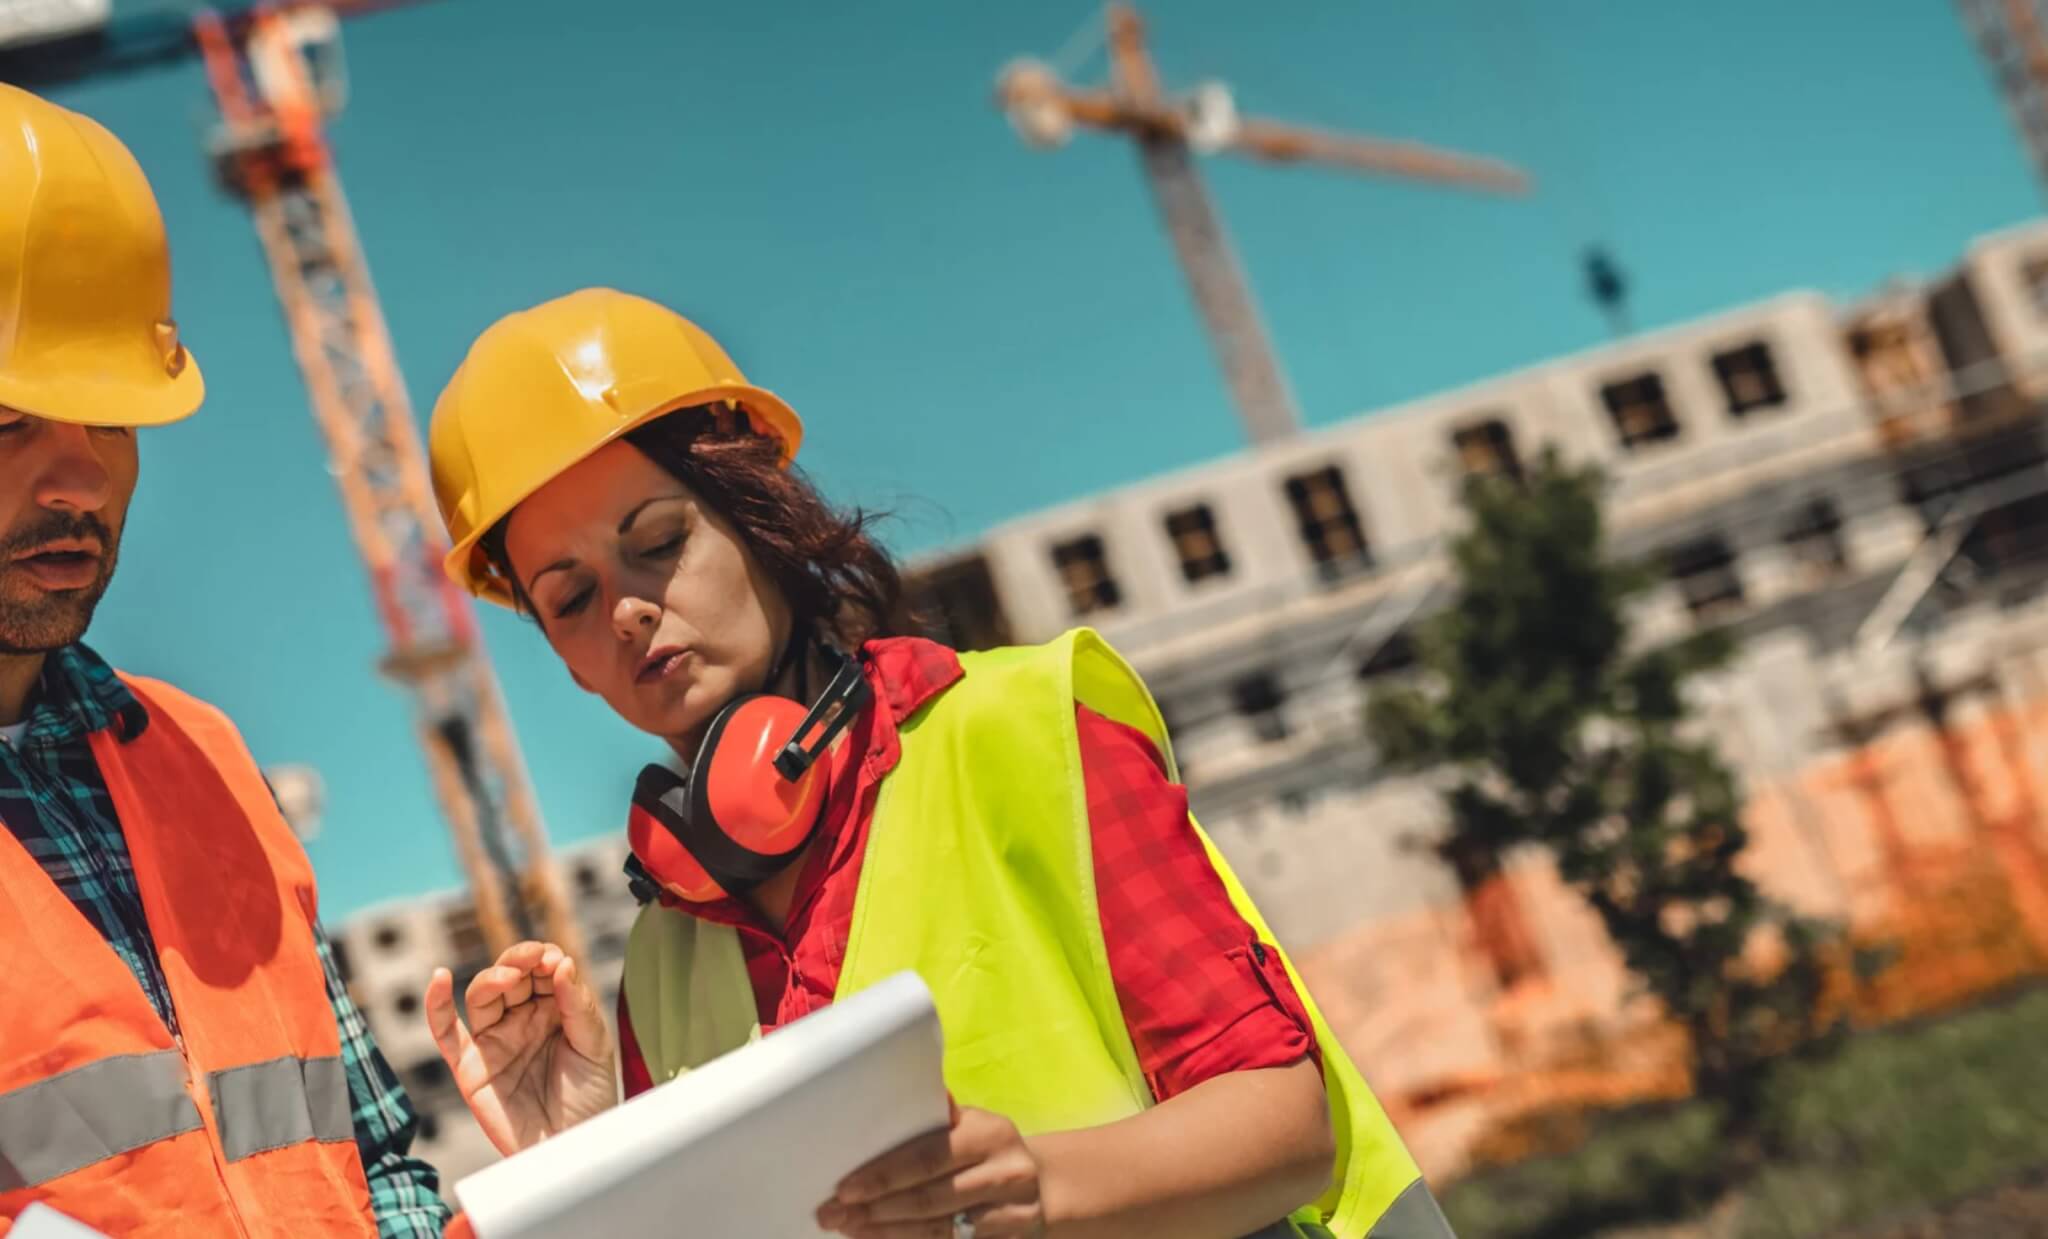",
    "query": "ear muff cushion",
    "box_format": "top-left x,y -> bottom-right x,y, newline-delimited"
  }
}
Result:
695,695 -> 830,857
624,694 -> 836,904
627,775 -> 726,903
